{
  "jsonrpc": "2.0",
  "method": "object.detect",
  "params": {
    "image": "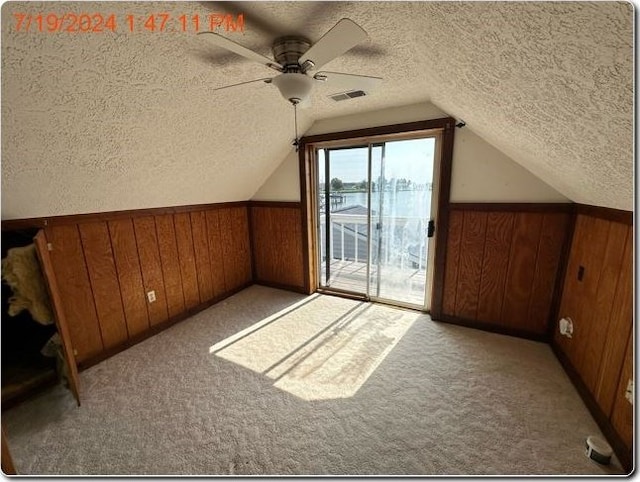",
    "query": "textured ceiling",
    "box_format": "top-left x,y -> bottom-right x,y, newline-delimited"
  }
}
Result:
1,1 -> 633,218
